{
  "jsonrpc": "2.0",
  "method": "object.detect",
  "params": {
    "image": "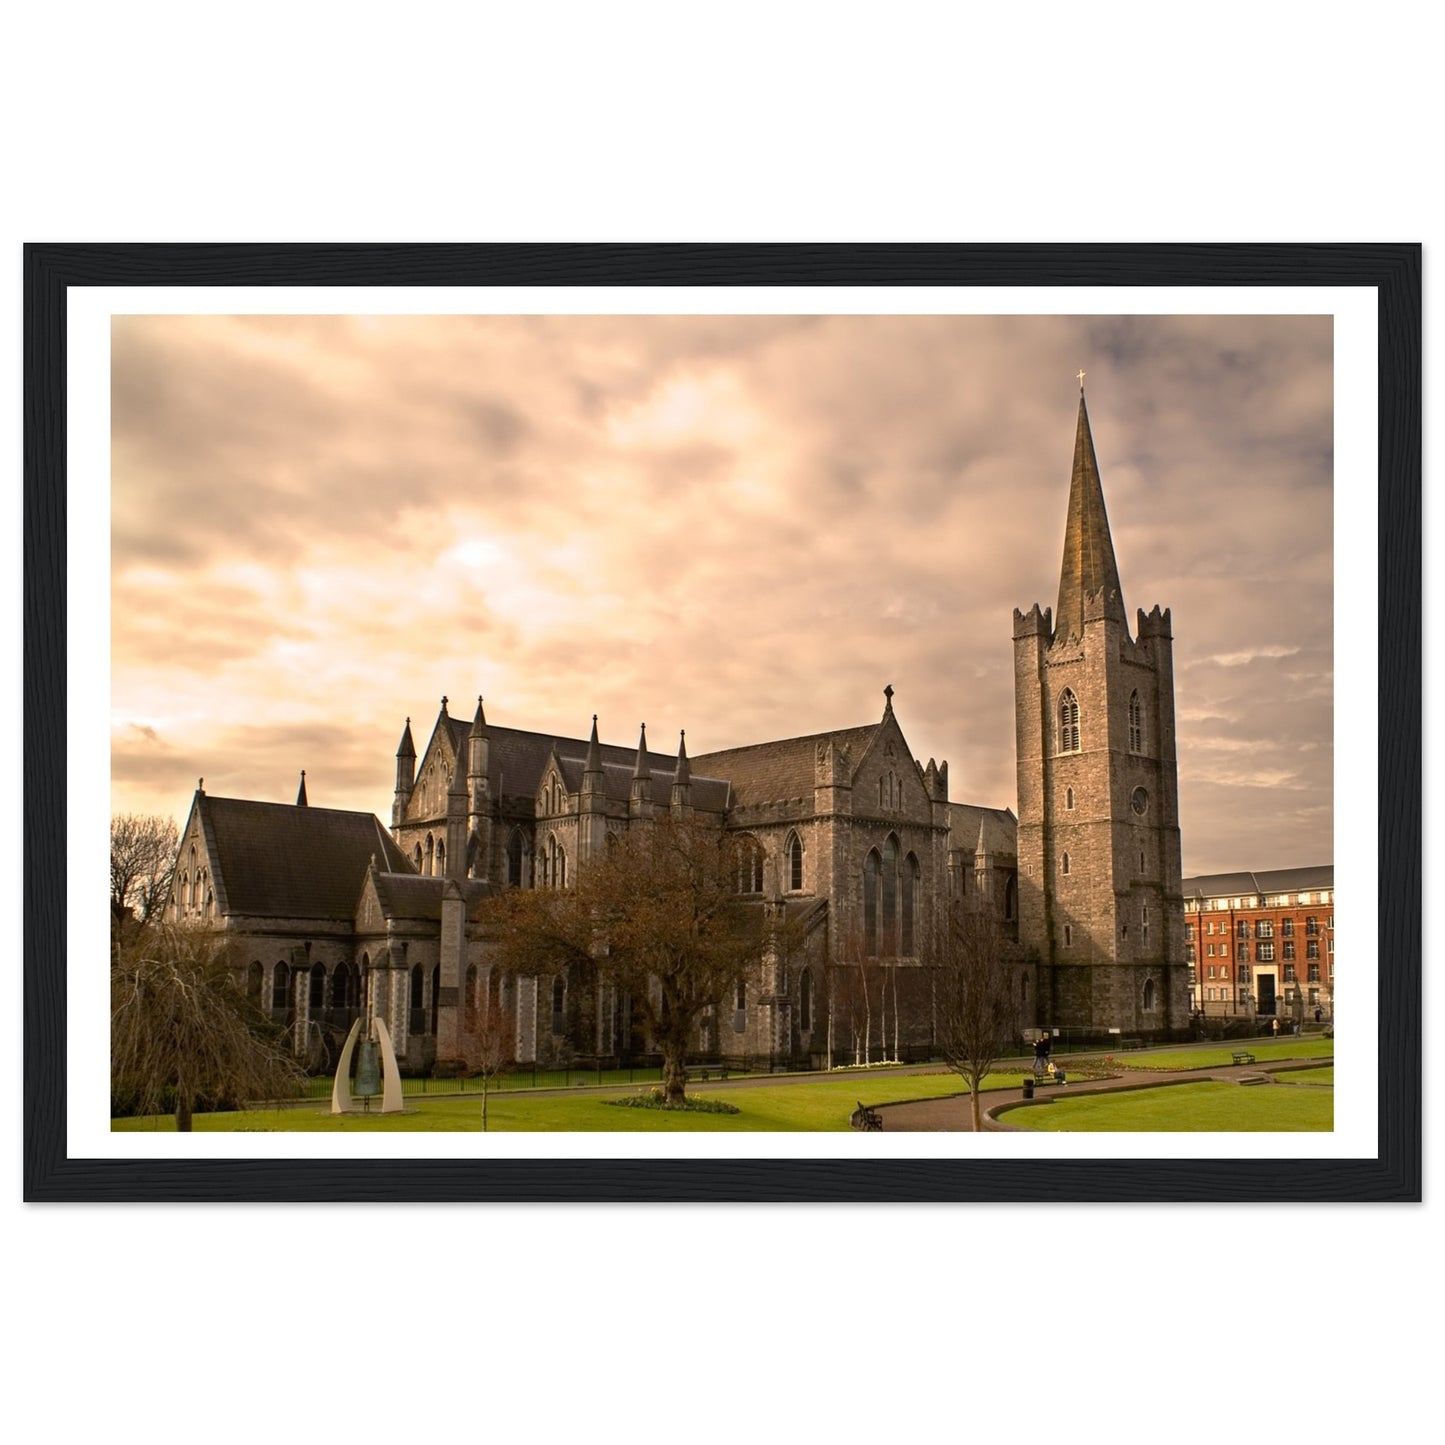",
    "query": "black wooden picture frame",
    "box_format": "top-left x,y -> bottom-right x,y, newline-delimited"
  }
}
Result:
23,242 -> 1421,1202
